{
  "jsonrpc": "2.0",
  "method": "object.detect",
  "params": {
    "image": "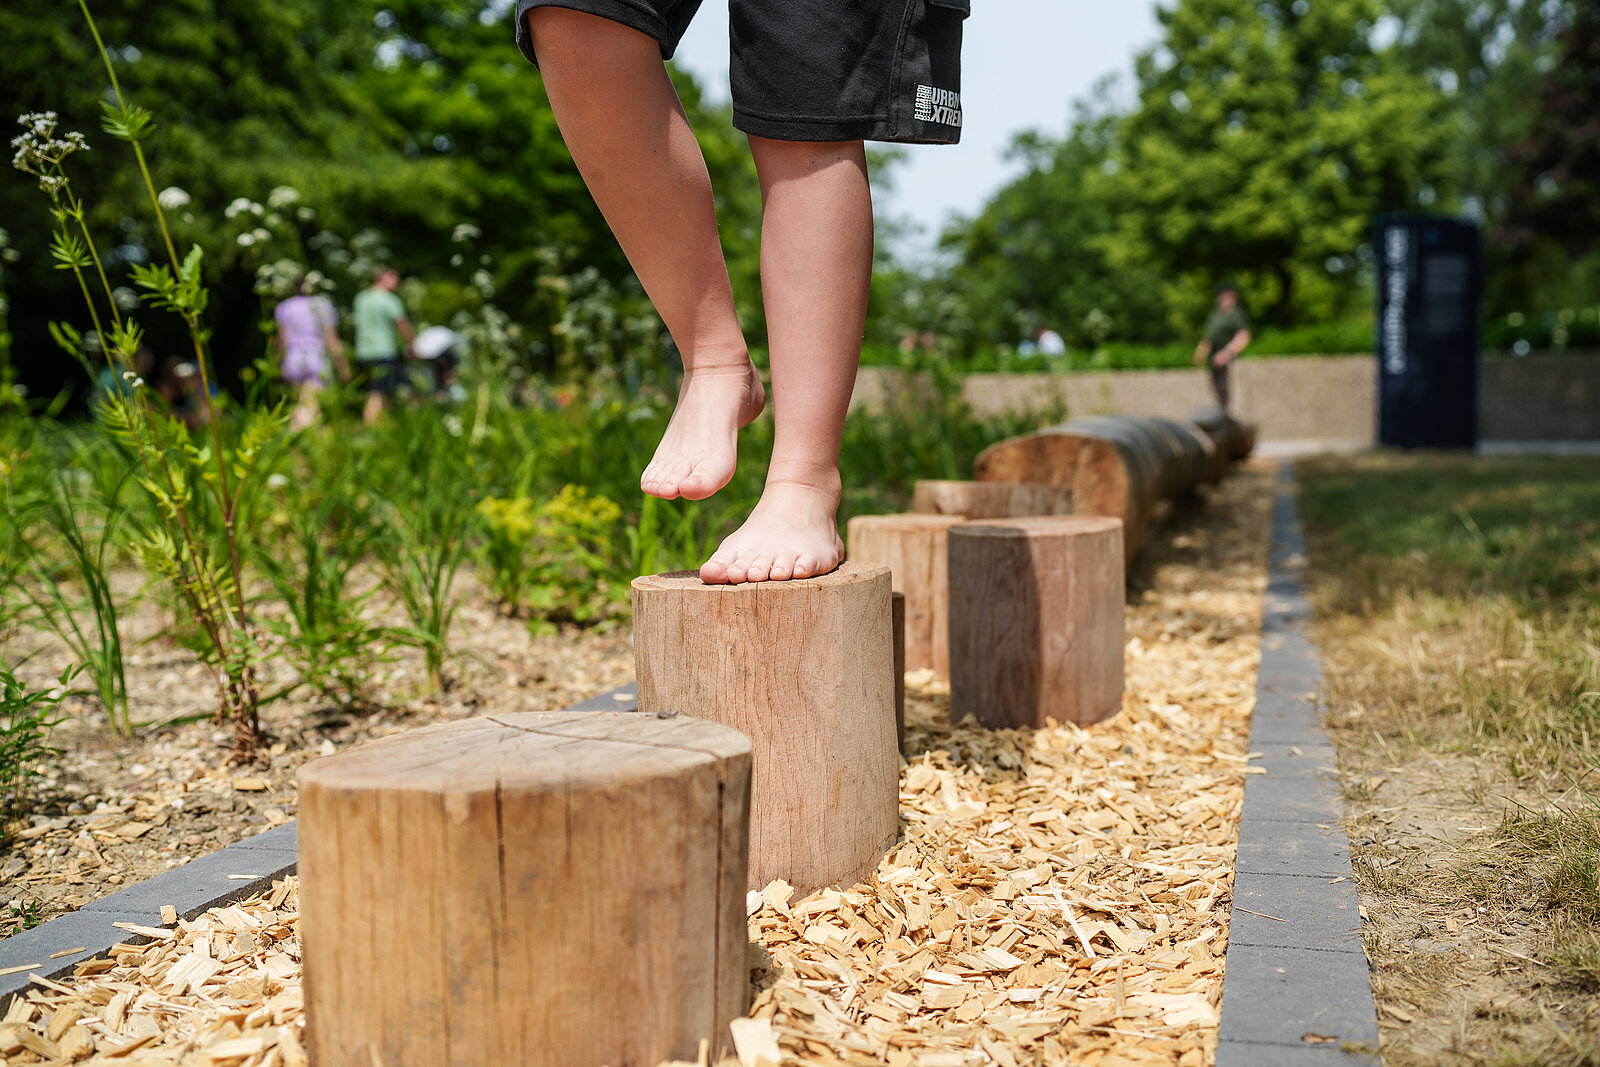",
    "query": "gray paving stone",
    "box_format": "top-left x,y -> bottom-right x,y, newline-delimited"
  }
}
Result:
0,906 -> 147,1002
80,843 -> 295,922
1239,764 -> 1343,824
562,682 -> 639,712
1246,694 -> 1325,745
231,822 -> 297,852
1218,943 -> 1379,1049
1229,871 -> 1364,952
1216,1039 -> 1379,1067
1251,742 -> 1341,782
1235,818 -> 1356,880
